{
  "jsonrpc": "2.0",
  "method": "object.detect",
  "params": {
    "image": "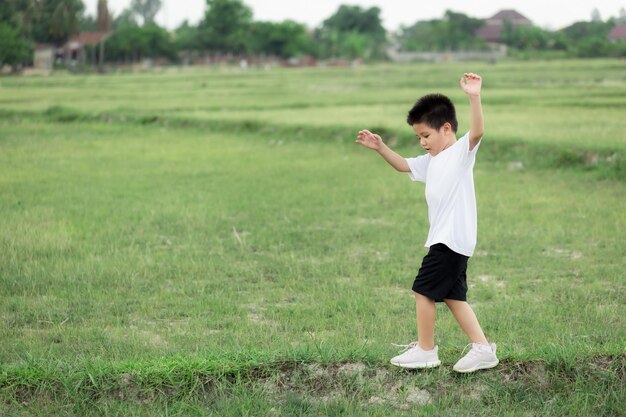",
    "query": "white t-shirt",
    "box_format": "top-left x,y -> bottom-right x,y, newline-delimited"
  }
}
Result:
405,132 -> 481,257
